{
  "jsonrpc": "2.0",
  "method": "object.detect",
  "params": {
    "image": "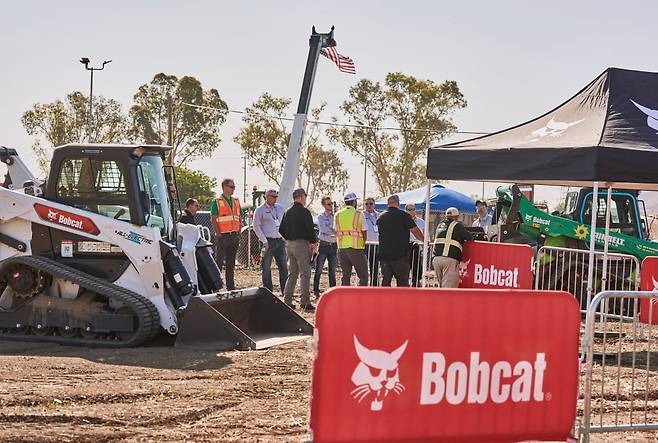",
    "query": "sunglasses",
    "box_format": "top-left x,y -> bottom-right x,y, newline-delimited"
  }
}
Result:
227,185 -> 236,189
324,202 -> 333,206
365,202 -> 374,206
